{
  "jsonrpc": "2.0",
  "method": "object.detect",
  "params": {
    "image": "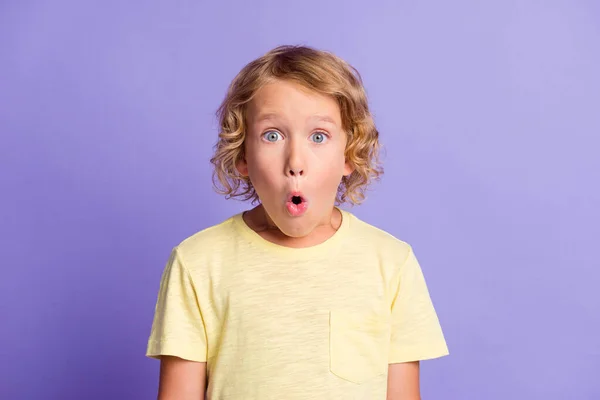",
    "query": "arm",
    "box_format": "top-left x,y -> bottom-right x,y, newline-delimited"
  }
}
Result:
387,361 -> 420,400
158,356 -> 207,400
387,247 -> 448,399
